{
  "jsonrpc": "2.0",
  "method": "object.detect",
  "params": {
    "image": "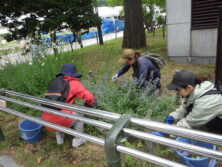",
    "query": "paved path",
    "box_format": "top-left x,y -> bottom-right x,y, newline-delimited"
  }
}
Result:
0,155 -> 22,167
0,31 -> 123,68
